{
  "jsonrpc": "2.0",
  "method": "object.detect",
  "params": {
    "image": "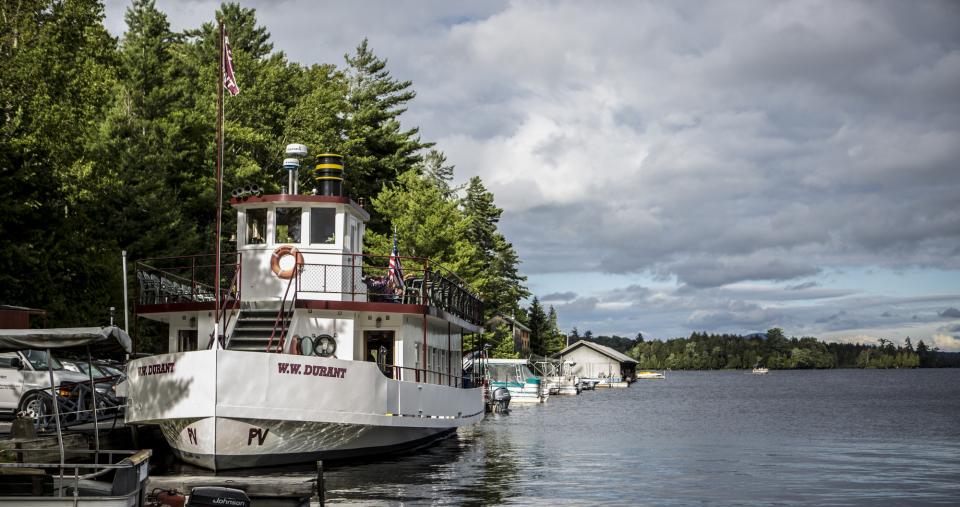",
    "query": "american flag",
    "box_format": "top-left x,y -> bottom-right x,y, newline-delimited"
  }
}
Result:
387,233 -> 404,290
223,34 -> 240,96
